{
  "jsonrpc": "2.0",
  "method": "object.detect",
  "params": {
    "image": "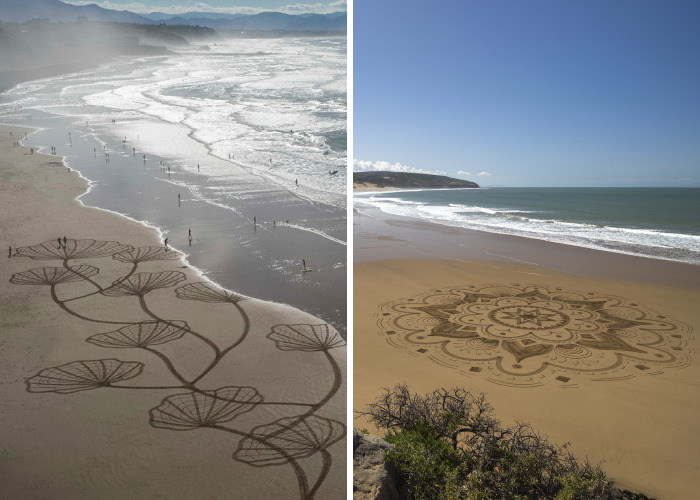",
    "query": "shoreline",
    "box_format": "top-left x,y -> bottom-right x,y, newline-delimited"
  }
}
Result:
2,35 -> 348,332
354,203 -> 700,289
0,124 -> 346,498
9,105 -> 346,334
354,205 -> 700,498
15,123 -> 242,305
